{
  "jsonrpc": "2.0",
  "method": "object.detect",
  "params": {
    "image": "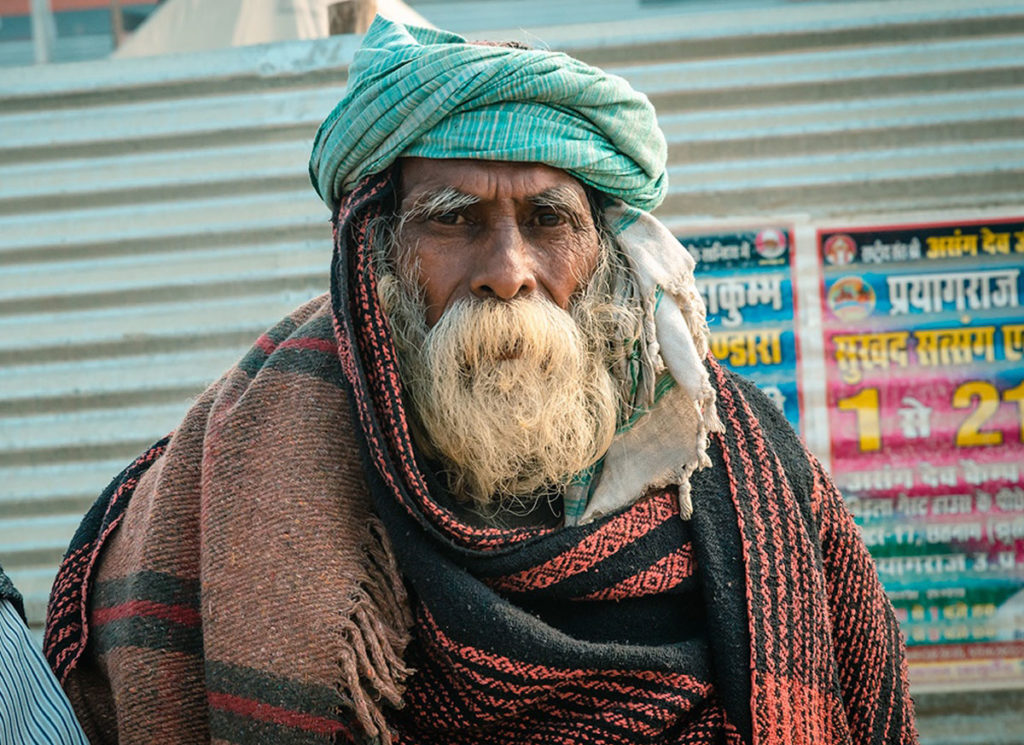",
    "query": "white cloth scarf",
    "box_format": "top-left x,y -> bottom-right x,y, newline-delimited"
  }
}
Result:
576,203 -> 723,525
